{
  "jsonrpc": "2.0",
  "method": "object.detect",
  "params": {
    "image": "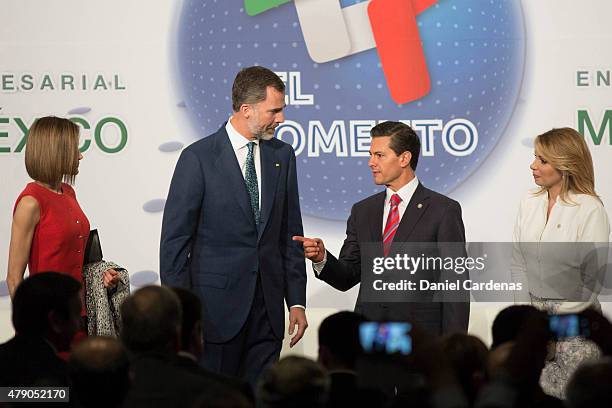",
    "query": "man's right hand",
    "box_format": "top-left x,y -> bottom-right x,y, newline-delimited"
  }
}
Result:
292,236 -> 326,263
